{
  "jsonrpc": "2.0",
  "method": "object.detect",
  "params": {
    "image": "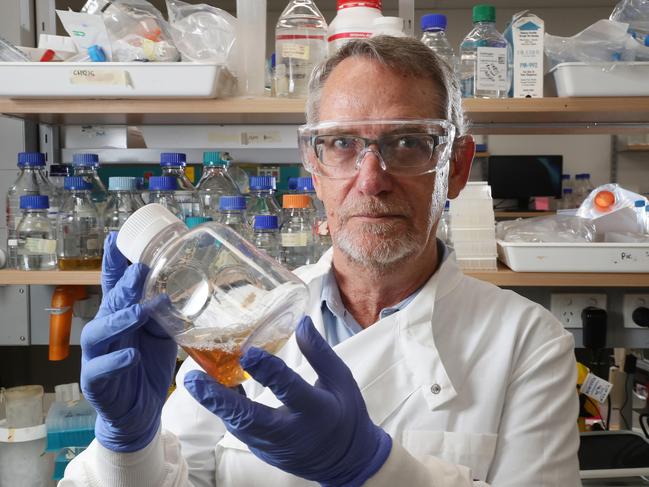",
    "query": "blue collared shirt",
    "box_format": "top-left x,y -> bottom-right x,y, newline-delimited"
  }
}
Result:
321,240 -> 450,347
